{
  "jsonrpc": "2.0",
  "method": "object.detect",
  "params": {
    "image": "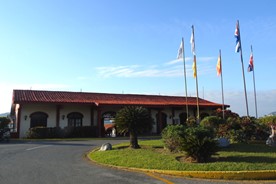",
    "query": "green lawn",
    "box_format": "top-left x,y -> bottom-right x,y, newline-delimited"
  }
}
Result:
89,139 -> 276,171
